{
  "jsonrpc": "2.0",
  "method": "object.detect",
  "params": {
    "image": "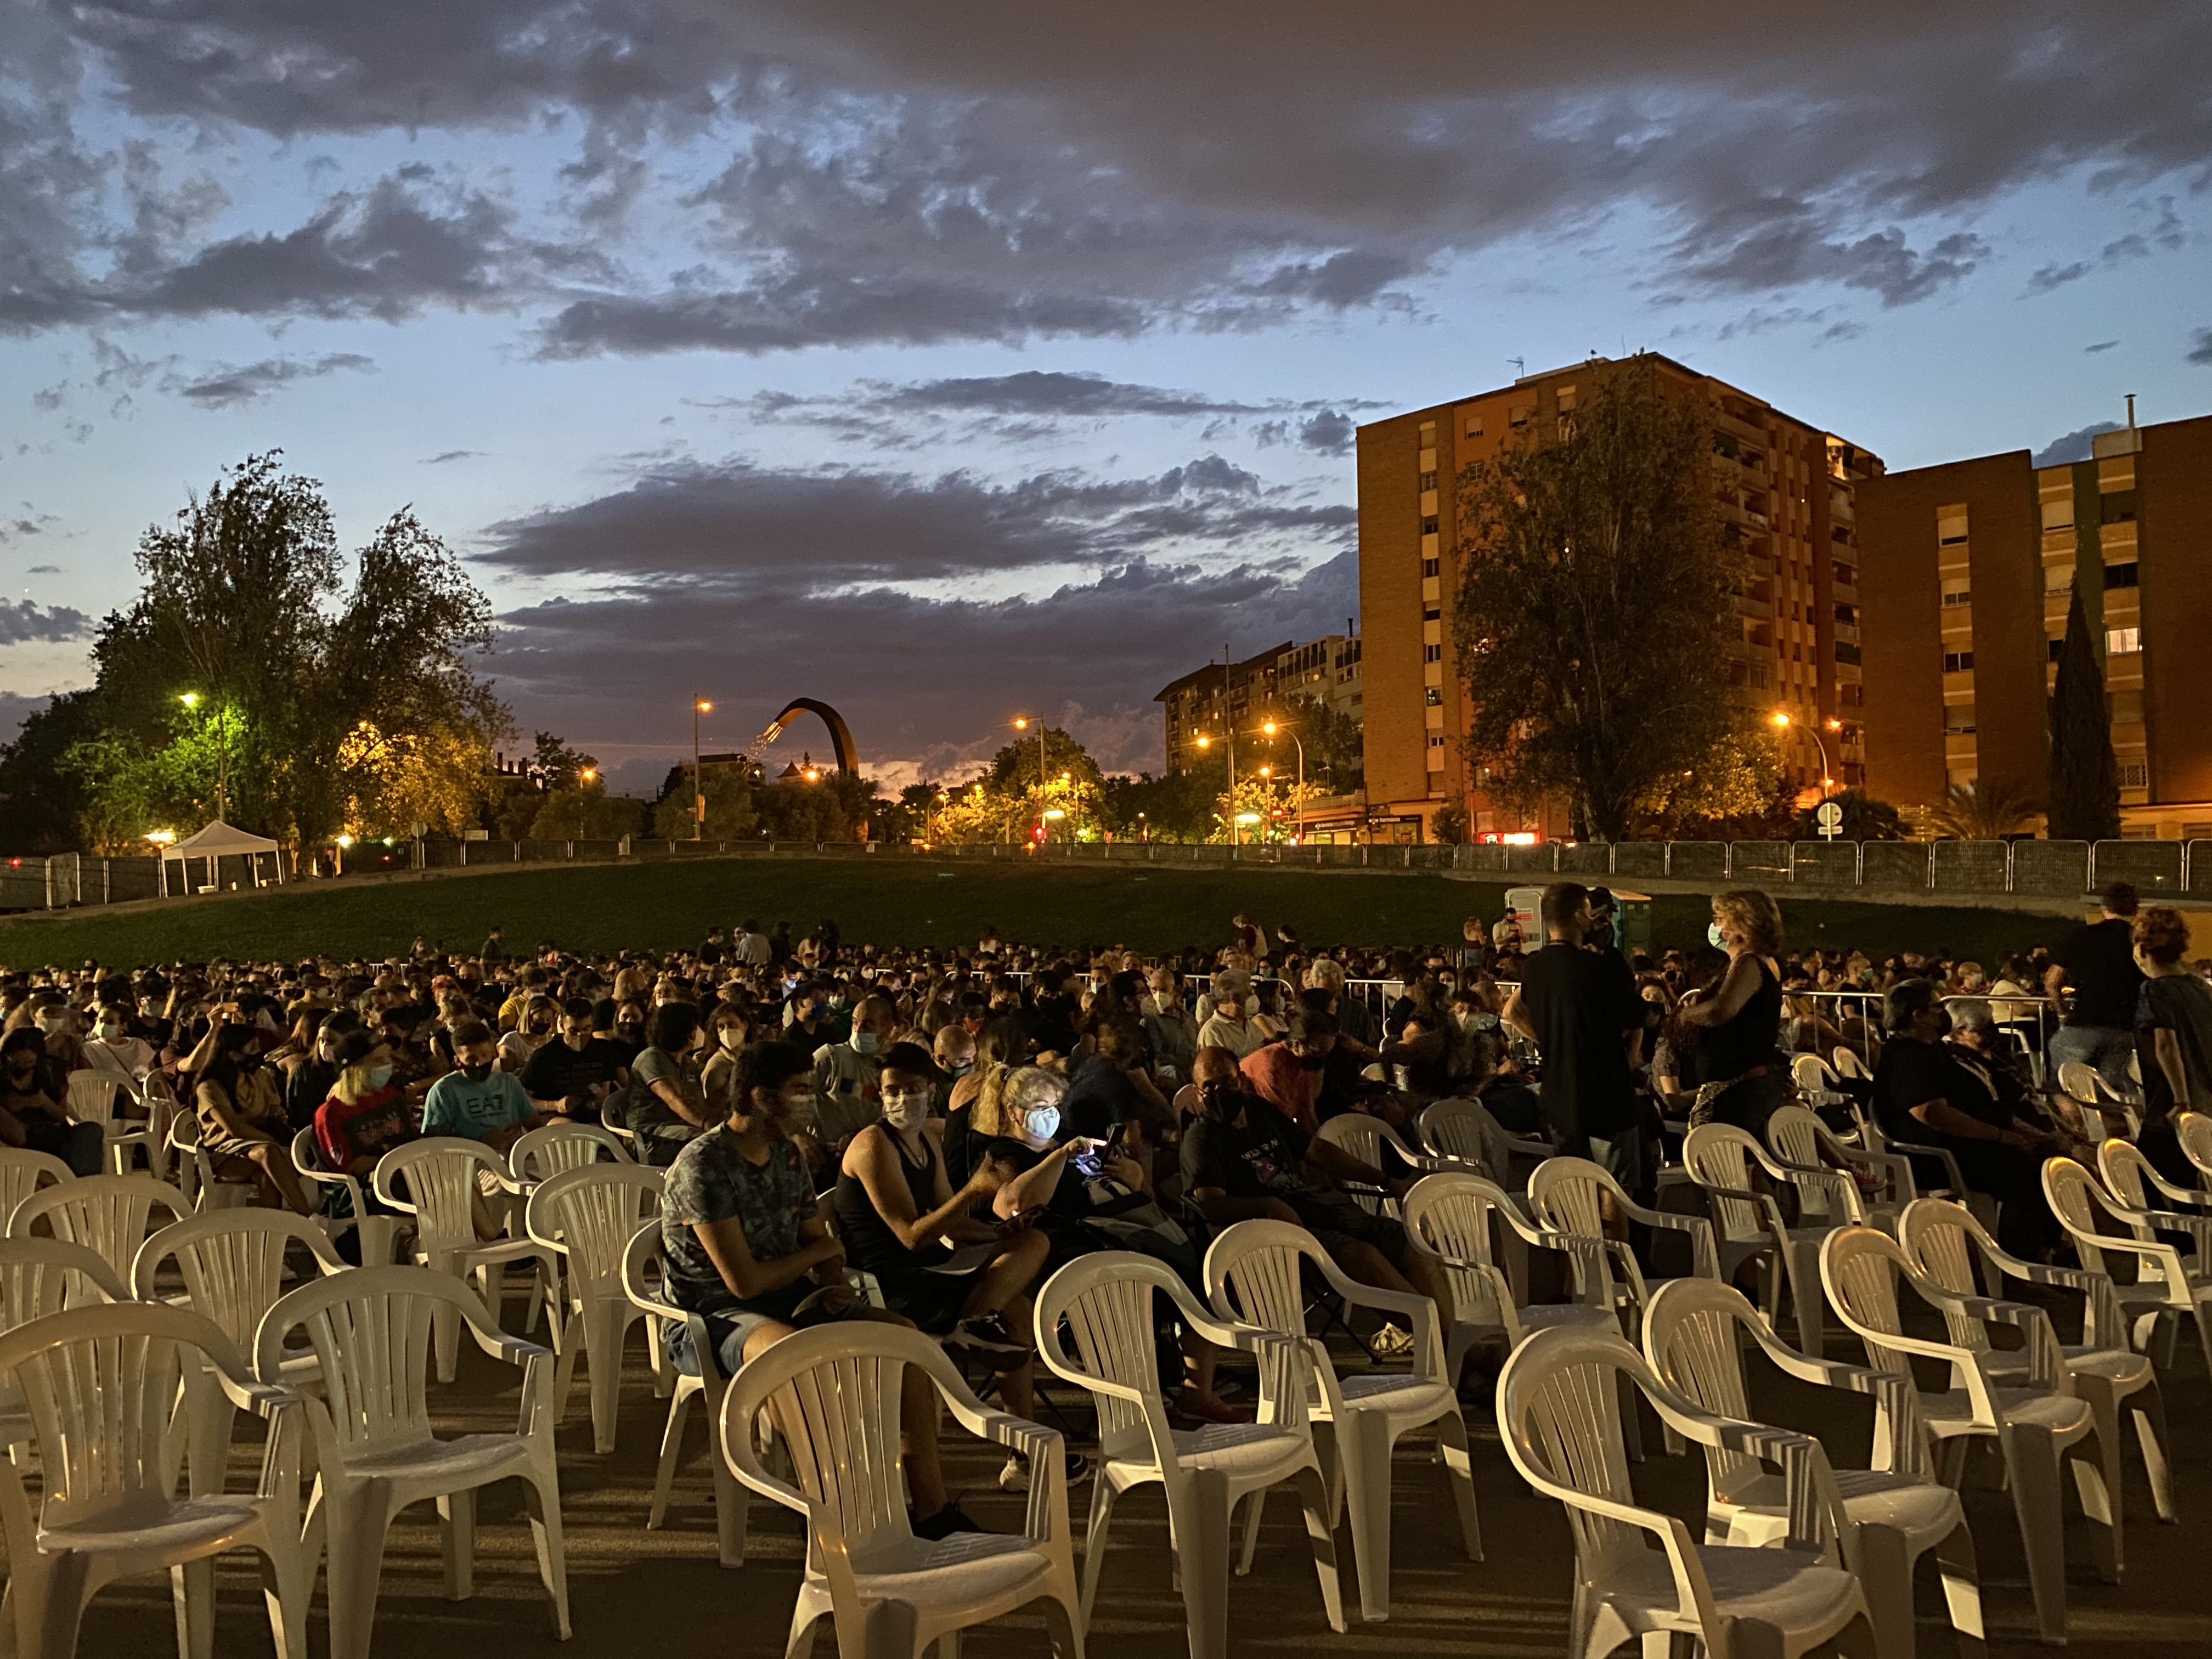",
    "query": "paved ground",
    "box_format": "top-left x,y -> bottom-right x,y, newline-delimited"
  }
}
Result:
76,1293 -> 2211,1659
